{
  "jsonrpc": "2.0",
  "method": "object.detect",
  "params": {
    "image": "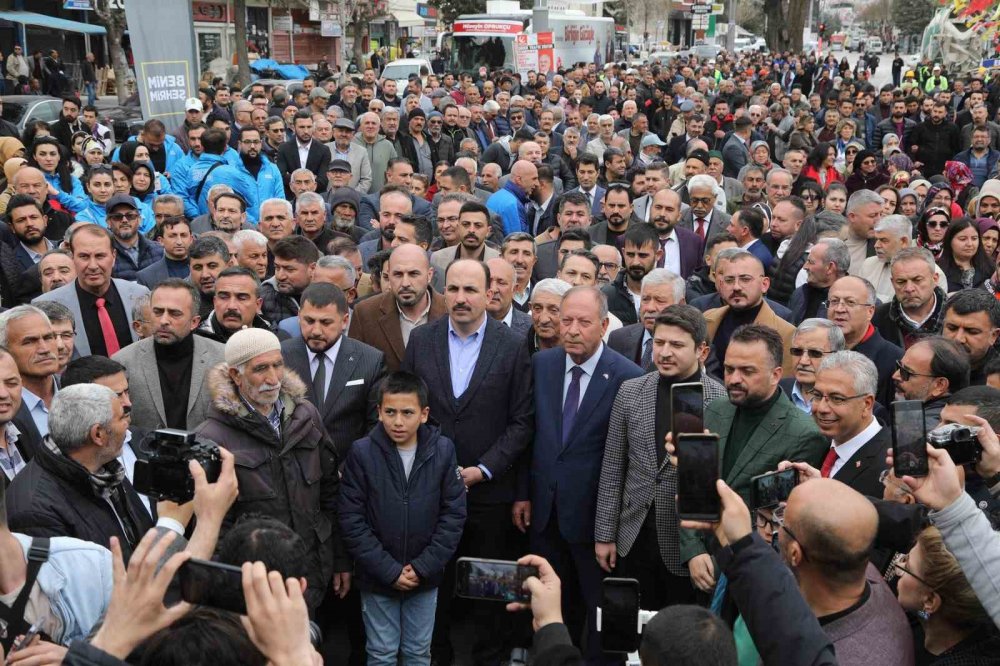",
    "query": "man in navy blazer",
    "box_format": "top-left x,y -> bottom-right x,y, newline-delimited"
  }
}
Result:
518,285 -> 642,662
402,258 -> 534,666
